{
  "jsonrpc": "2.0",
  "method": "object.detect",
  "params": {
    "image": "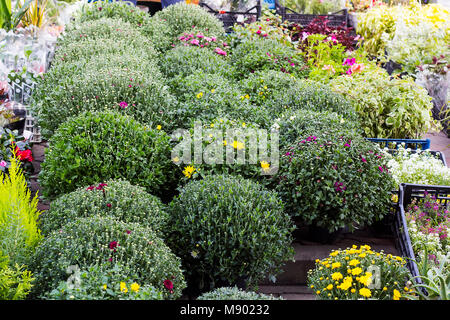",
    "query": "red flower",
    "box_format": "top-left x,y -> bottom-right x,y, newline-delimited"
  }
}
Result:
106,203 -> 112,208
14,146 -> 33,162
86,185 -> 95,191
109,241 -> 119,251
164,279 -> 174,291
